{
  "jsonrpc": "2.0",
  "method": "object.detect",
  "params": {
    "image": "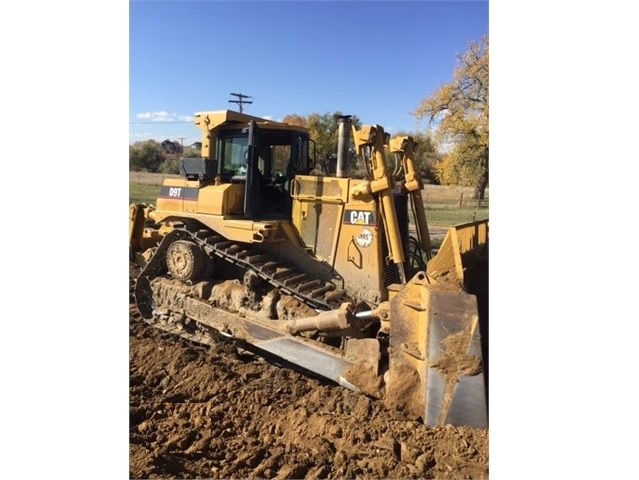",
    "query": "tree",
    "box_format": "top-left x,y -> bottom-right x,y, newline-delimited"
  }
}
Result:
392,130 -> 442,184
159,154 -> 181,174
280,114 -> 306,128
413,34 -> 489,199
181,147 -> 201,159
282,112 -> 362,174
129,140 -> 166,172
